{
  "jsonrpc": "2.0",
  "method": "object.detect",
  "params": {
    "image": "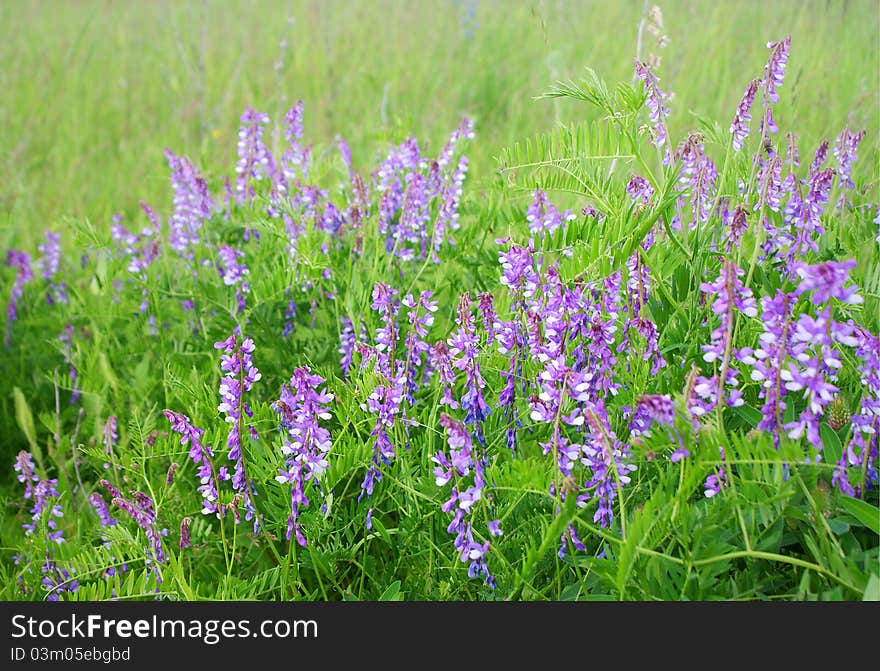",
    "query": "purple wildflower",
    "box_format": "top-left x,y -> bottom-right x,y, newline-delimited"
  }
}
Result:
339,316 -> 356,378
179,517 -> 192,550
626,175 -> 654,206
273,366 -> 334,546
634,60 -> 672,164
89,493 -> 117,527
164,409 -> 222,516
730,79 -> 760,151
448,294 -> 490,435
704,447 -> 728,497
434,414 -> 496,589
793,259 -> 862,305
215,333 -> 262,528
166,150 -> 213,256
700,262 -> 757,408
5,250 -> 33,346
763,37 -> 791,105
526,190 -> 576,236
235,106 -> 273,204
101,480 -> 165,574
